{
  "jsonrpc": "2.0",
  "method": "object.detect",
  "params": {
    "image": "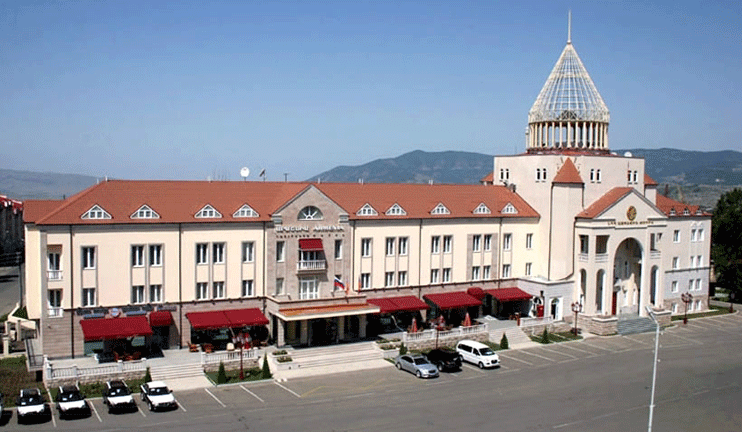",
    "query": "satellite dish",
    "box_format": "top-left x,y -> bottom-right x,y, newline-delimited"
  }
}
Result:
623,151 -> 633,157
240,167 -> 250,180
